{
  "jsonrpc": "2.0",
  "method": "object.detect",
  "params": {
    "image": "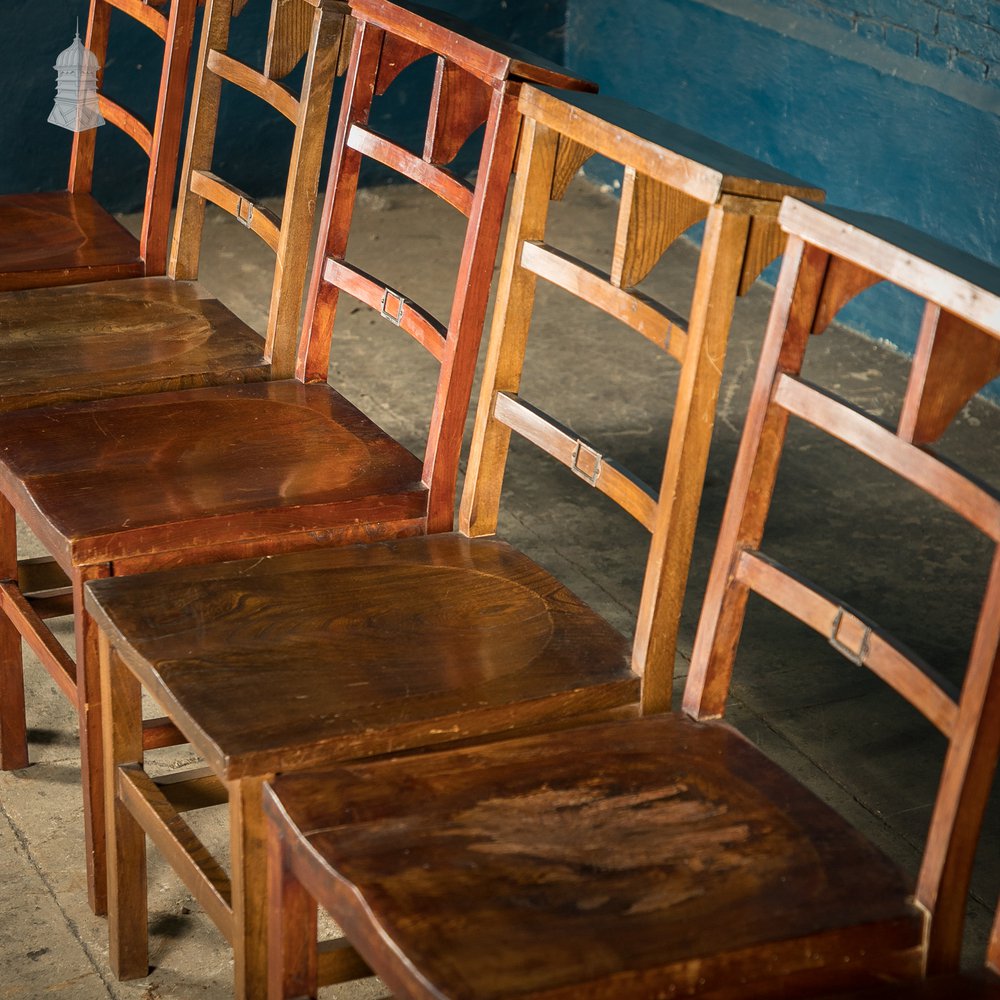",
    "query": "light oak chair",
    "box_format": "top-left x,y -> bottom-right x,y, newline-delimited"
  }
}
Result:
259,199 -> 1000,999
0,0 -> 590,937
84,87 -> 818,999
0,0 -> 197,291
0,0 -> 351,916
